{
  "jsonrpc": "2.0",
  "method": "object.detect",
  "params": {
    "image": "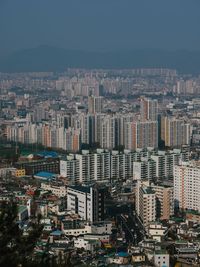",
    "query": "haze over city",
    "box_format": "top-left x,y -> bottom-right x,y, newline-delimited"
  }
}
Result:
0,0 -> 200,57
1,1 -> 200,267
